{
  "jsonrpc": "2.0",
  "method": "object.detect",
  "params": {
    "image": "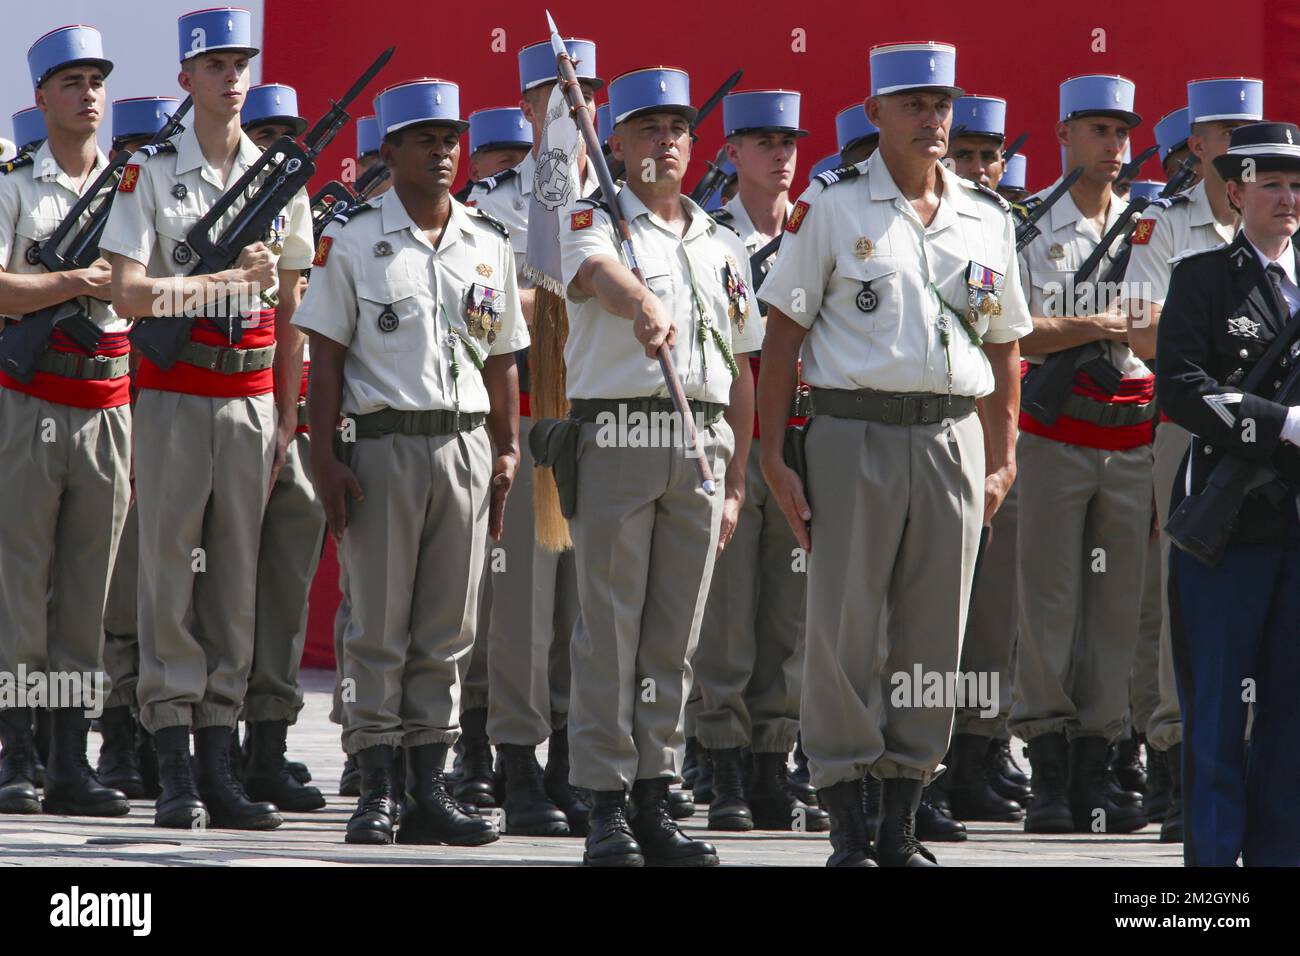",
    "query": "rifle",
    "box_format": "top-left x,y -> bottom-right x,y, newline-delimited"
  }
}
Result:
129,49 -> 392,370
0,98 -> 192,382
1000,131 -> 1028,164
689,146 -> 732,207
1165,314 -> 1300,567
1019,155 -> 1197,425
1014,166 -> 1083,253
546,11 -> 715,494
1118,144 -> 1159,183
311,160 -> 390,240
602,68 -> 741,197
